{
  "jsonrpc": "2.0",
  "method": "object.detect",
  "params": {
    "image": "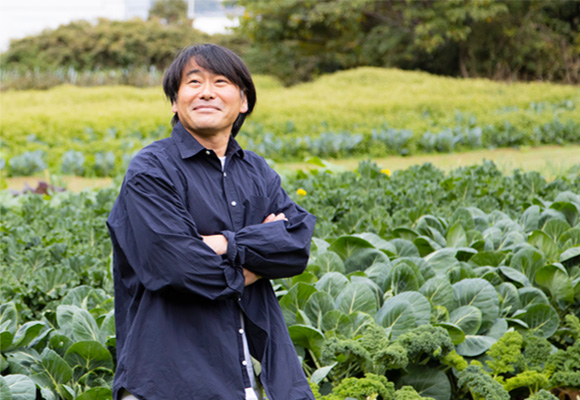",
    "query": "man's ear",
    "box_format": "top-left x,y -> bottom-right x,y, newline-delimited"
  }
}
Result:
171,101 -> 178,113
240,90 -> 249,114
